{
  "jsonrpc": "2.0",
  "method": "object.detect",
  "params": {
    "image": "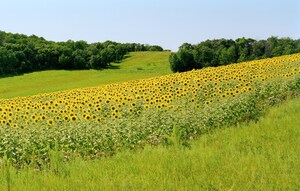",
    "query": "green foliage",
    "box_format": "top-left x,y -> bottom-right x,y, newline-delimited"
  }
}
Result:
165,125 -> 191,149
2,154 -> 11,191
49,141 -> 70,177
0,31 -> 5,46
0,51 -> 171,99
1,95 -> 300,190
166,125 -> 182,147
0,31 -> 164,76
169,48 -> 202,72
171,36 -> 300,72
0,72 -> 299,168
